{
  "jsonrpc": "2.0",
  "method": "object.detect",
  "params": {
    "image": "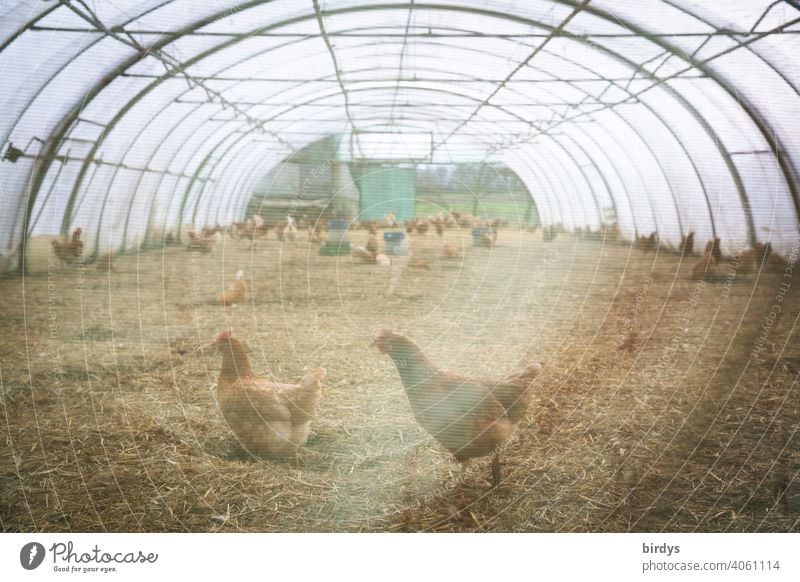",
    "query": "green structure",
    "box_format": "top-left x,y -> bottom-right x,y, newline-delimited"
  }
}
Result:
355,164 -> 416,222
